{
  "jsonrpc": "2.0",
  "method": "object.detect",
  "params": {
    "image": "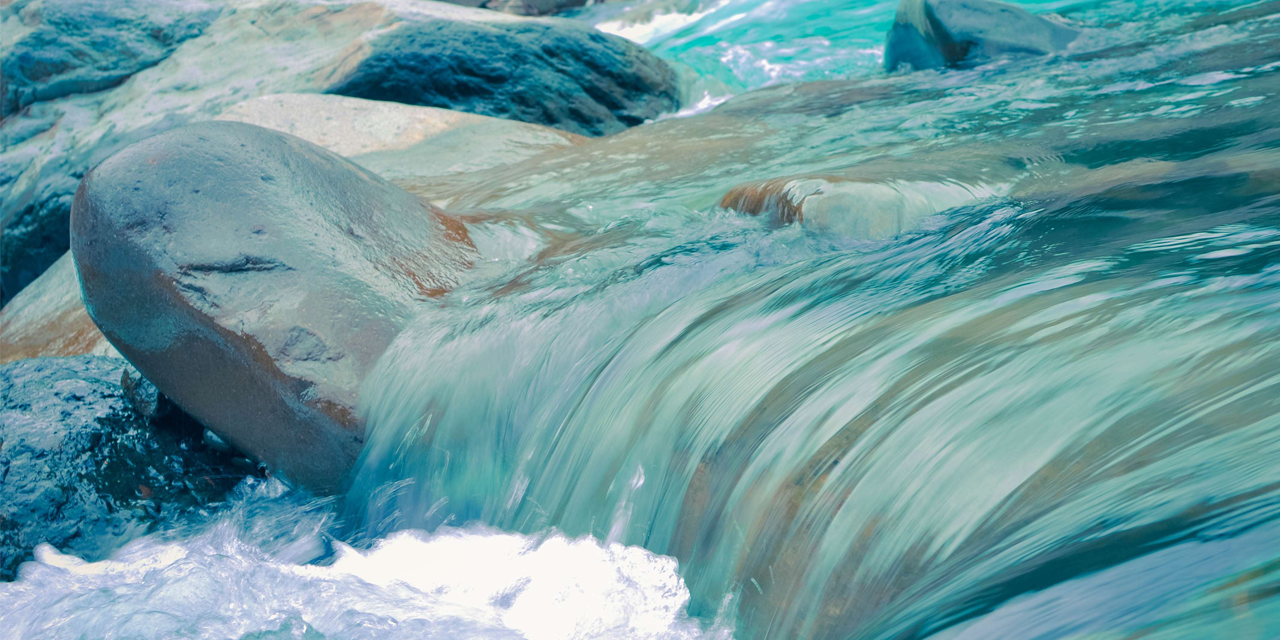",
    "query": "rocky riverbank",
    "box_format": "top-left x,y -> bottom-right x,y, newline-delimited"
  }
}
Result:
1,0 -> 678,305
